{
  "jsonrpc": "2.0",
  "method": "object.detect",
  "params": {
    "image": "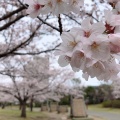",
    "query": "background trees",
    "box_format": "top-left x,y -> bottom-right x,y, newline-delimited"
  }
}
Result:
84,84 -> 113,104
0,56 -> 50,117
0,55 -> 75,117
